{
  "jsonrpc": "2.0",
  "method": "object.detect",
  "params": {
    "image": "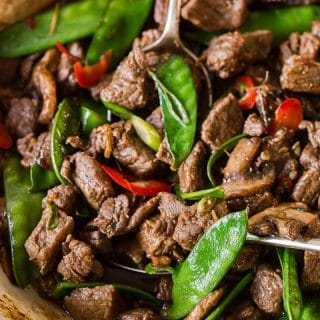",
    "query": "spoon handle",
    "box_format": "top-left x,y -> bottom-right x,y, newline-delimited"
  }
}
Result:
247,233 -> 320,252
